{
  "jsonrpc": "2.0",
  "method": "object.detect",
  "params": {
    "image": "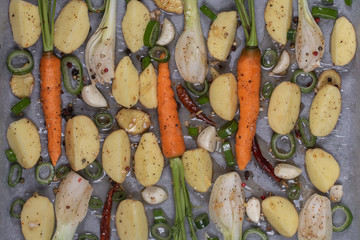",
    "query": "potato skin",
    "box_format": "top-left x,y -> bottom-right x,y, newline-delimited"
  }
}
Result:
331,16 -> 357,66
264,0 -> 293,45
65,115 -> 100,171
9,0 -> 41,48
102,130 -> 131,183
139,63 -> 158,109
262,196 -> 299,237
207,11 -> 237,61
209,73 -> 238,121
115,109 -> 150,135
310,85 -> 341,137
182,148 -> 213,192
54,0 -> 90,53
112,56 -> 140,108
134,132 -> 164,187
122,0 -> 150,52
21,195 -> 55,240
268,82 -> 301,134
305,148 -> 340,193
116,199 -> 148,240
7,118 -> 41,169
